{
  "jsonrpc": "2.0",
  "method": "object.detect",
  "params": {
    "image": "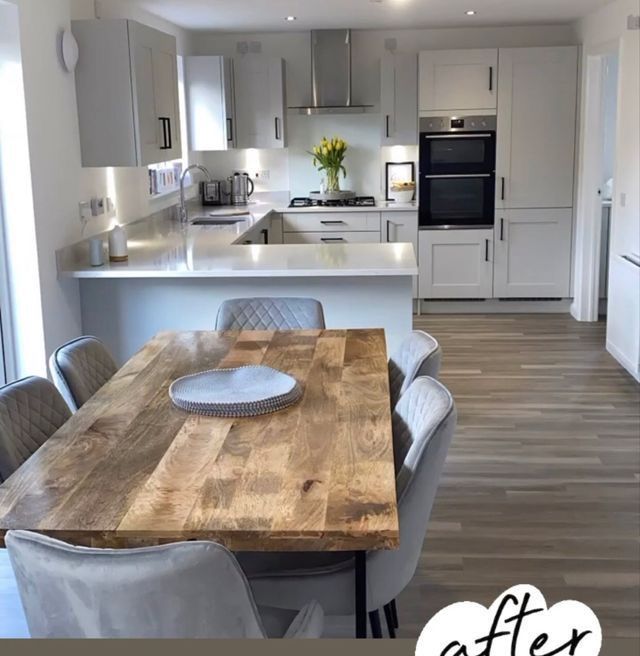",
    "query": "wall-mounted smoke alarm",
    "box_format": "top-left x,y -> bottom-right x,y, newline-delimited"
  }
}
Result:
59,29 -> 79,72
